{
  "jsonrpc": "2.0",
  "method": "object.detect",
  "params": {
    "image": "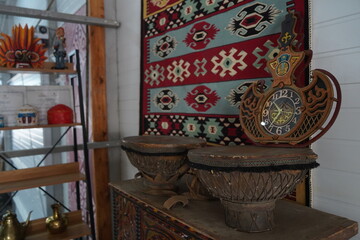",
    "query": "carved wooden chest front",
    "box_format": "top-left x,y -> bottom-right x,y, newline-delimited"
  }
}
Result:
111,179 -> 358,240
